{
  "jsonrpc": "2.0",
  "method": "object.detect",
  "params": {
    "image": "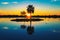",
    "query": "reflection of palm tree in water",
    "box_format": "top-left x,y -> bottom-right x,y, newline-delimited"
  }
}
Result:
27,21 -> 34,35
20,20 -> 34,35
